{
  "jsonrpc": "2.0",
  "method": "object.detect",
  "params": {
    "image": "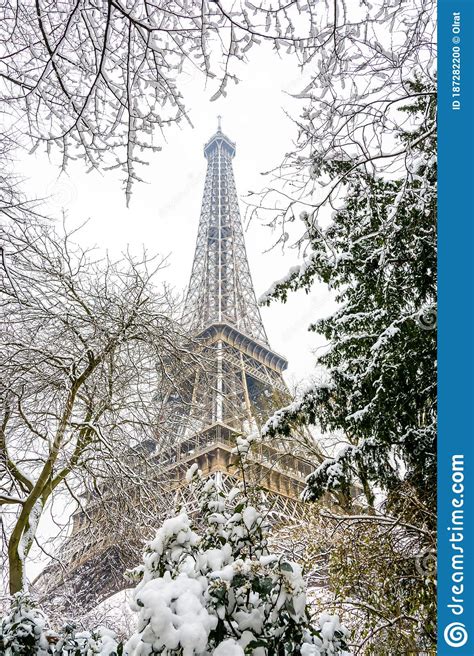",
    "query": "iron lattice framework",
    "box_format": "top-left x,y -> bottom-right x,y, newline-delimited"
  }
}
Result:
183,124 -> 268,345
34,124 -> 312,613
